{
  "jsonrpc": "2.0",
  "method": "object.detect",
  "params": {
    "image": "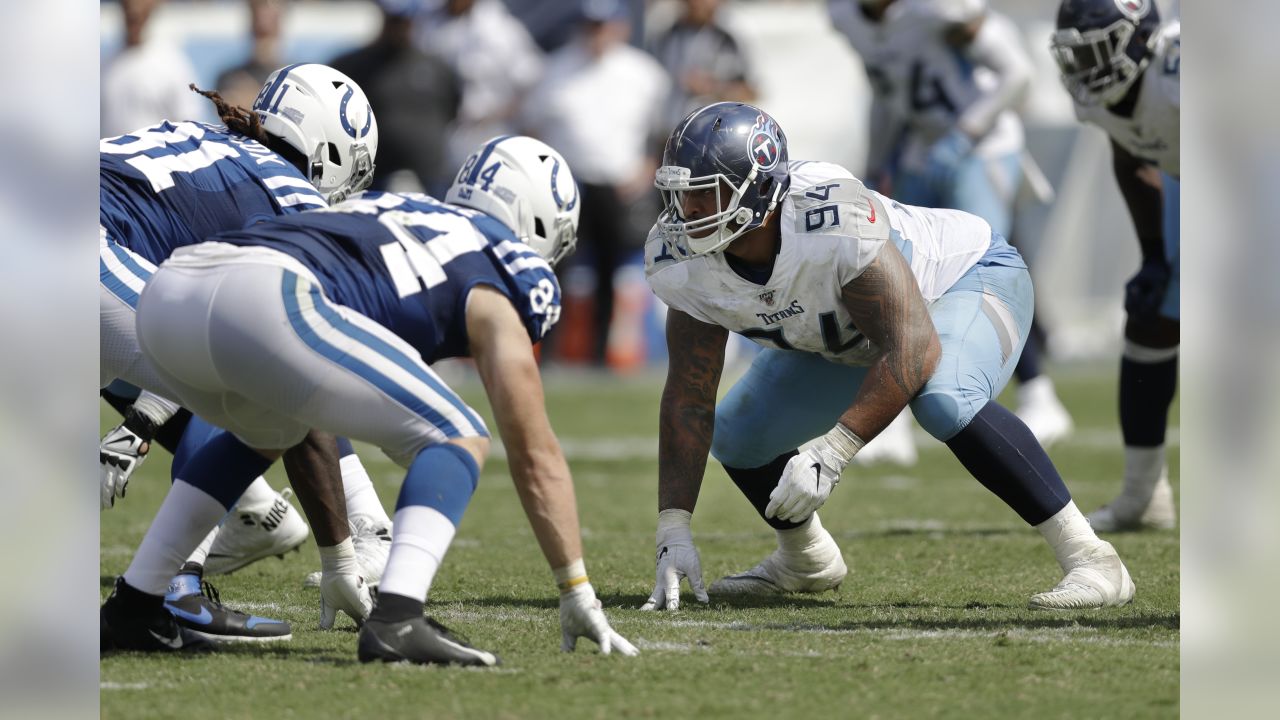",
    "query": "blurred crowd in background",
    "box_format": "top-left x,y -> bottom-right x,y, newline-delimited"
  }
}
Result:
99,0 -> 1118,373
104,0 -> 772,370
